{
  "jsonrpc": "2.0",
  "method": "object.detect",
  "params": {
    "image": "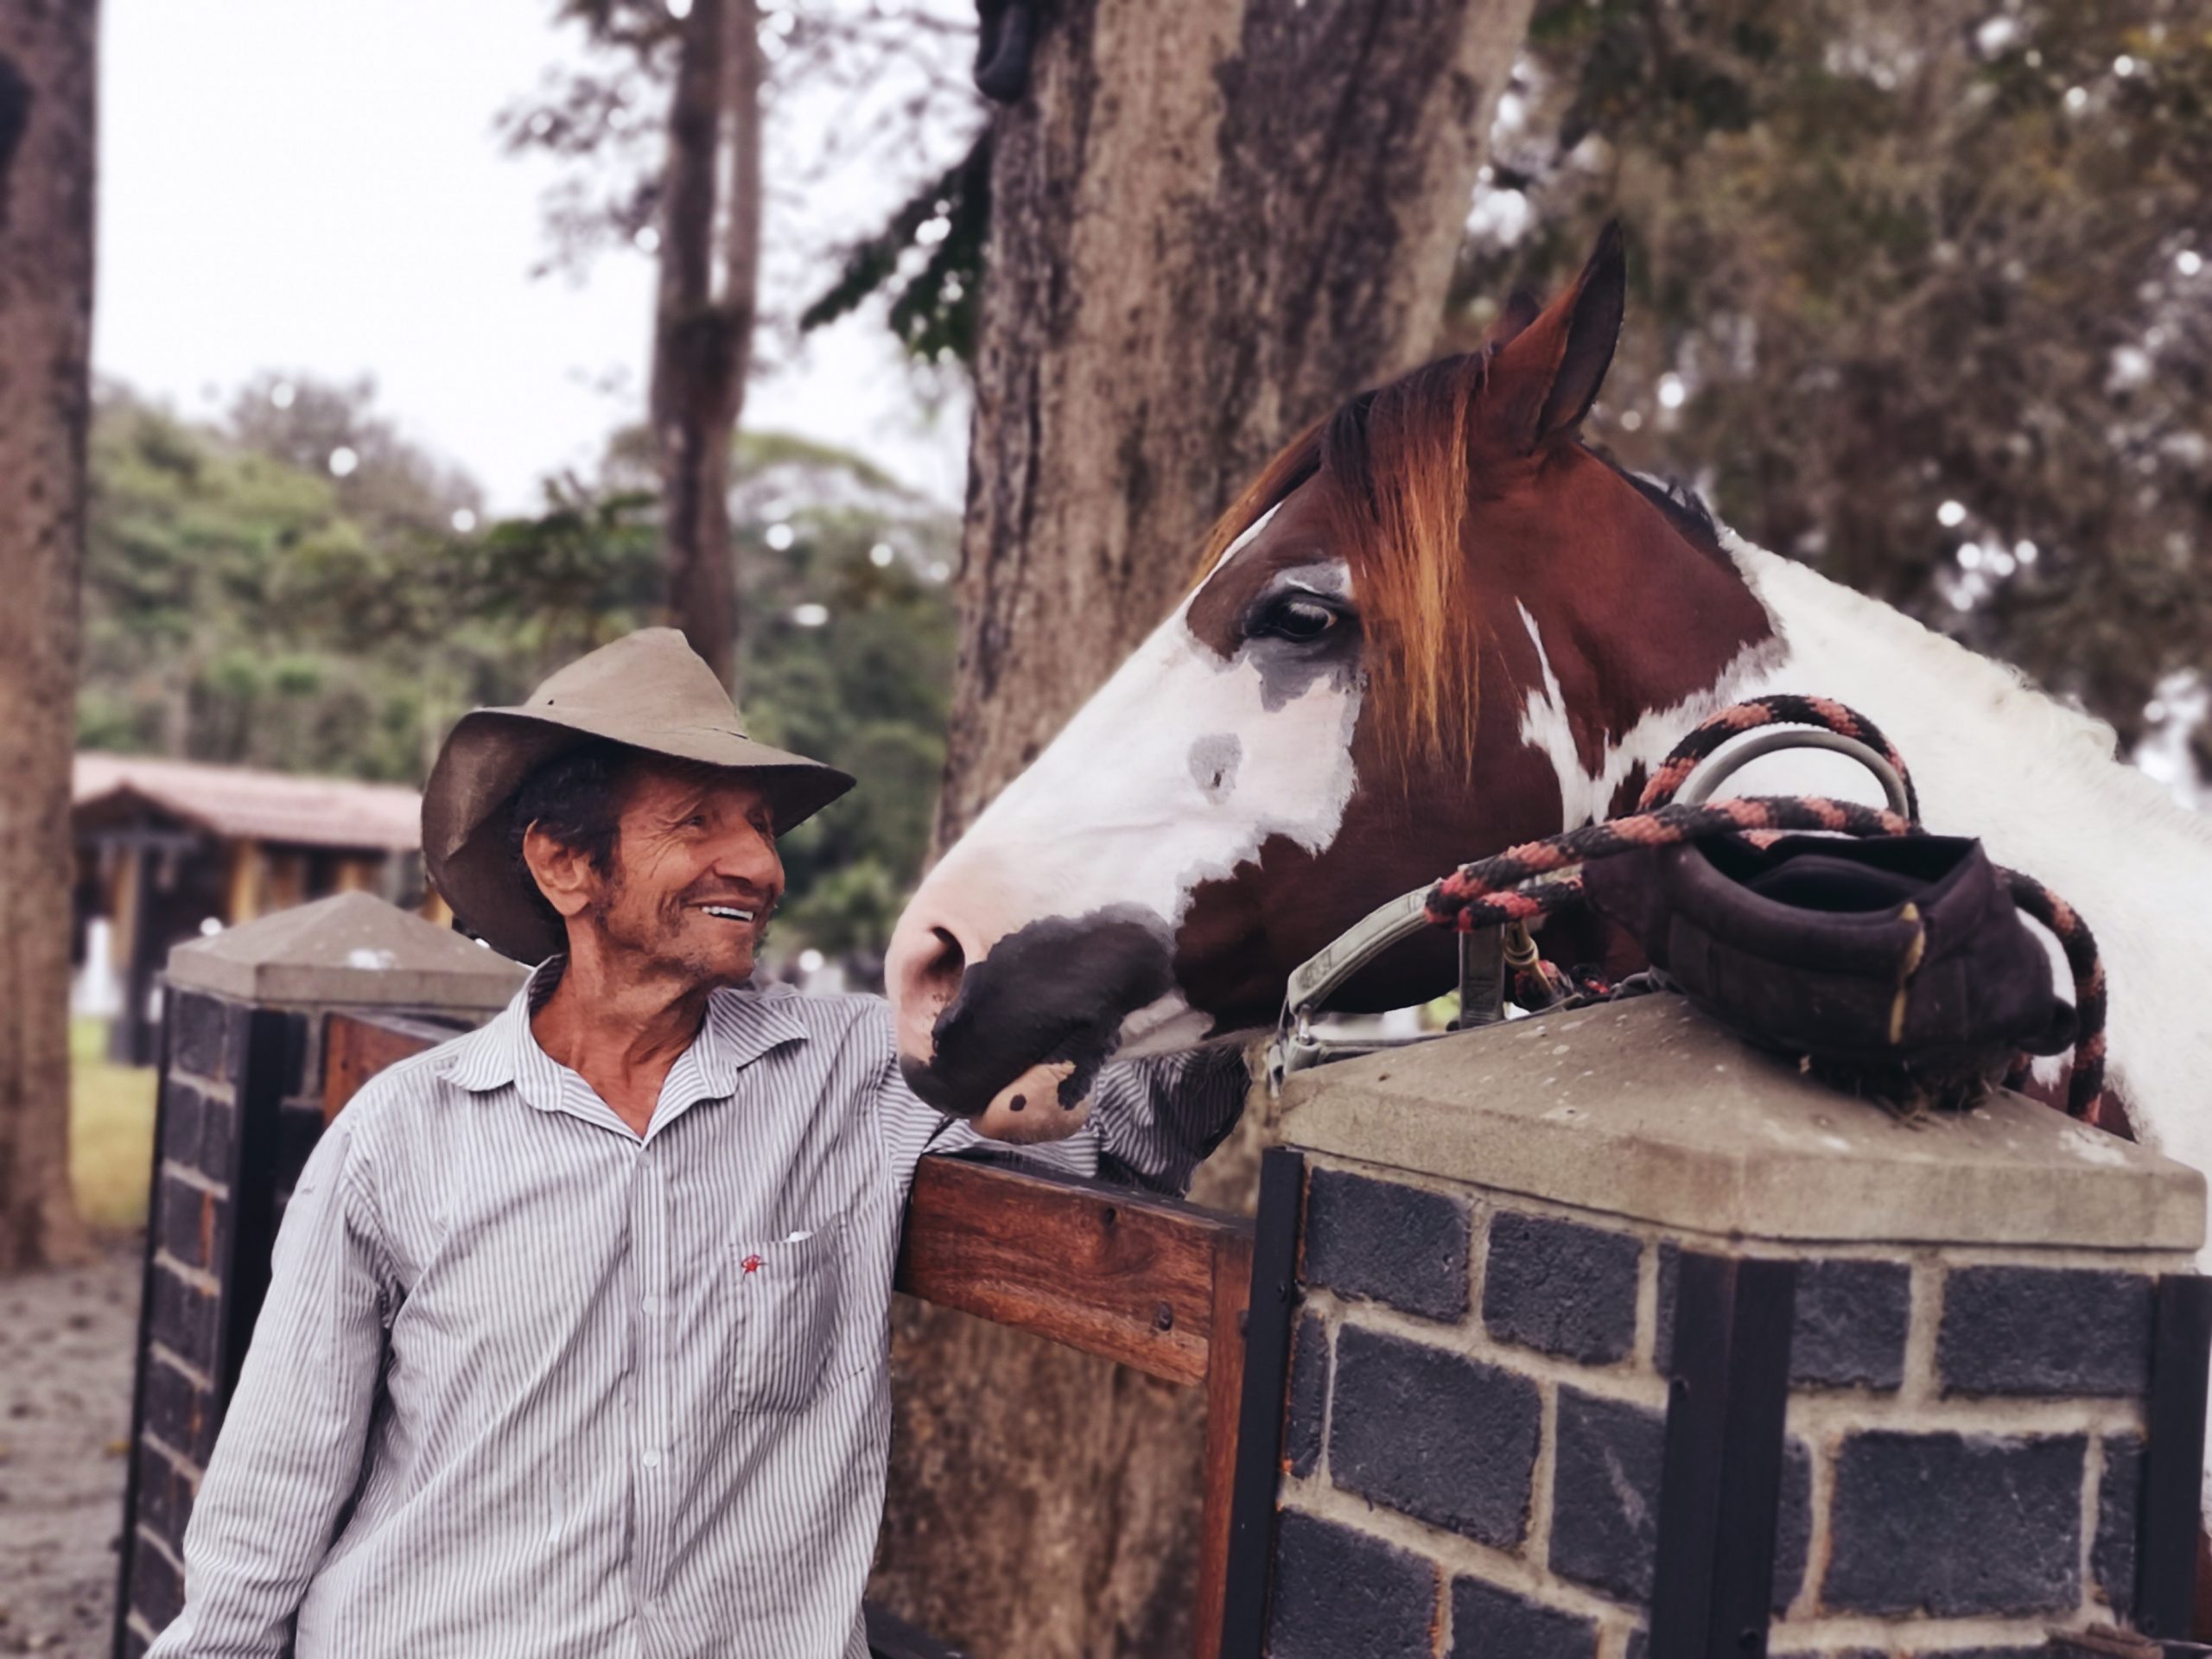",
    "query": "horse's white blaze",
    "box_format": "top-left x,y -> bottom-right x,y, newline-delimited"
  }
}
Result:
1514,601 -> 1784,828
910,564 -> 1363,1053
1714,531 -> 2212,1246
